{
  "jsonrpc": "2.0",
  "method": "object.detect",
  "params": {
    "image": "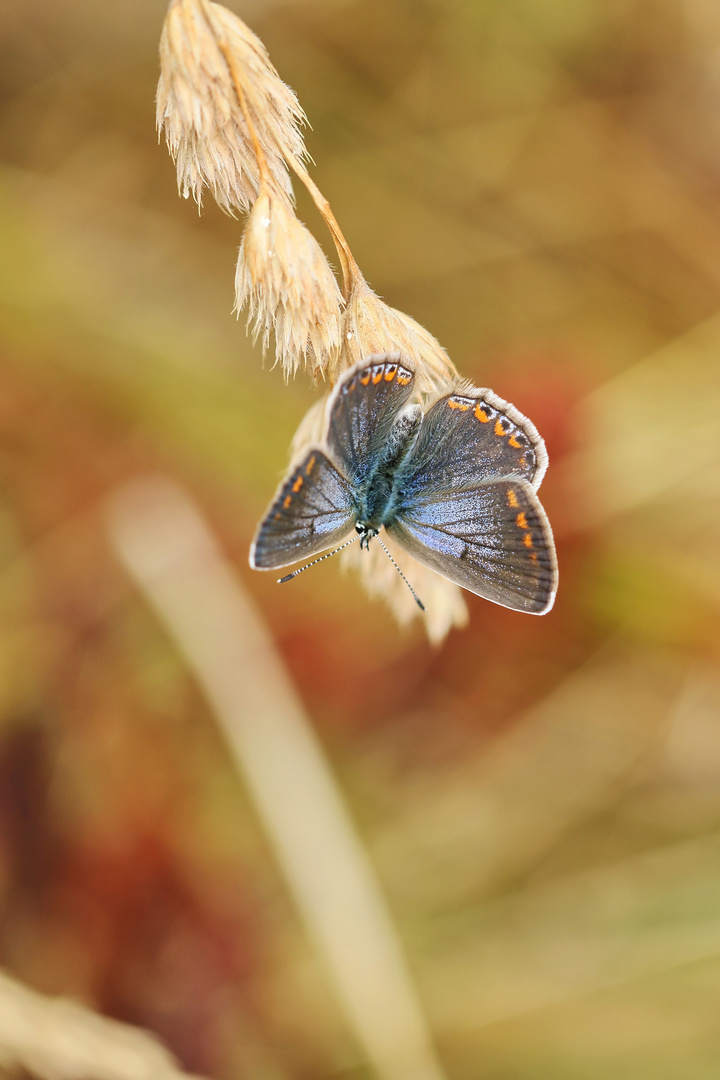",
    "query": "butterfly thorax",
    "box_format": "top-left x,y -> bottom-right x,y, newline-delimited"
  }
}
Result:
354,405 -> 422,542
